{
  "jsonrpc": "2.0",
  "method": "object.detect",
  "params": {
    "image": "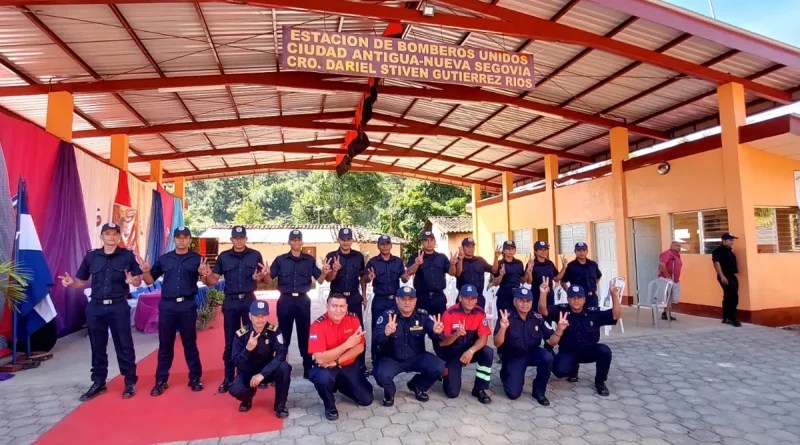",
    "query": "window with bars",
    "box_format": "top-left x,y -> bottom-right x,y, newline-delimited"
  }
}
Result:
558,223 -> 588,254
755,207 -> 800,253
513,229 -> 532,254
671,209 -> 729,254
